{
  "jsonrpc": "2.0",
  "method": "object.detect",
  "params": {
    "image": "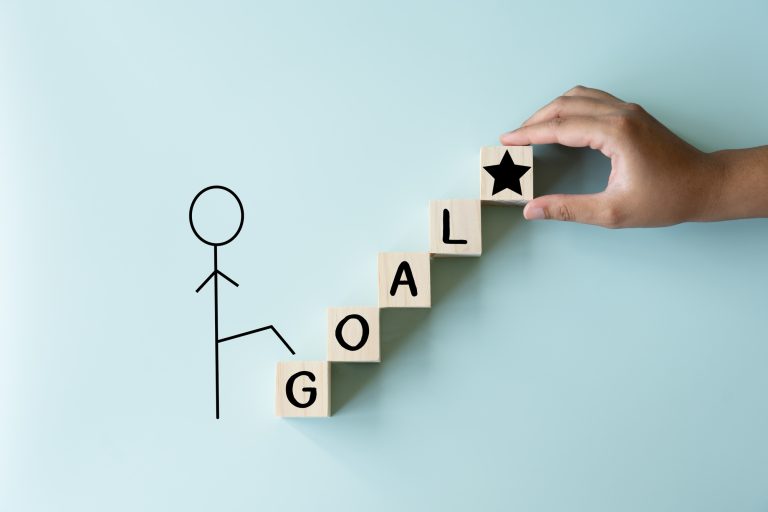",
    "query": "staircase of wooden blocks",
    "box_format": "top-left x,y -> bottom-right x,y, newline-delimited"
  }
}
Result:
276,145 -> 533,417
